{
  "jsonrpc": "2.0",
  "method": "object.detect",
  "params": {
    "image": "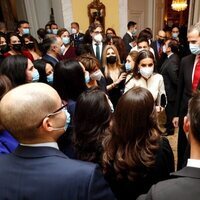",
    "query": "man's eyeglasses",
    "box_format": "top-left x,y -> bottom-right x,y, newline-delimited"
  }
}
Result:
48,103 -> 68,116
37,103 -> 68,128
